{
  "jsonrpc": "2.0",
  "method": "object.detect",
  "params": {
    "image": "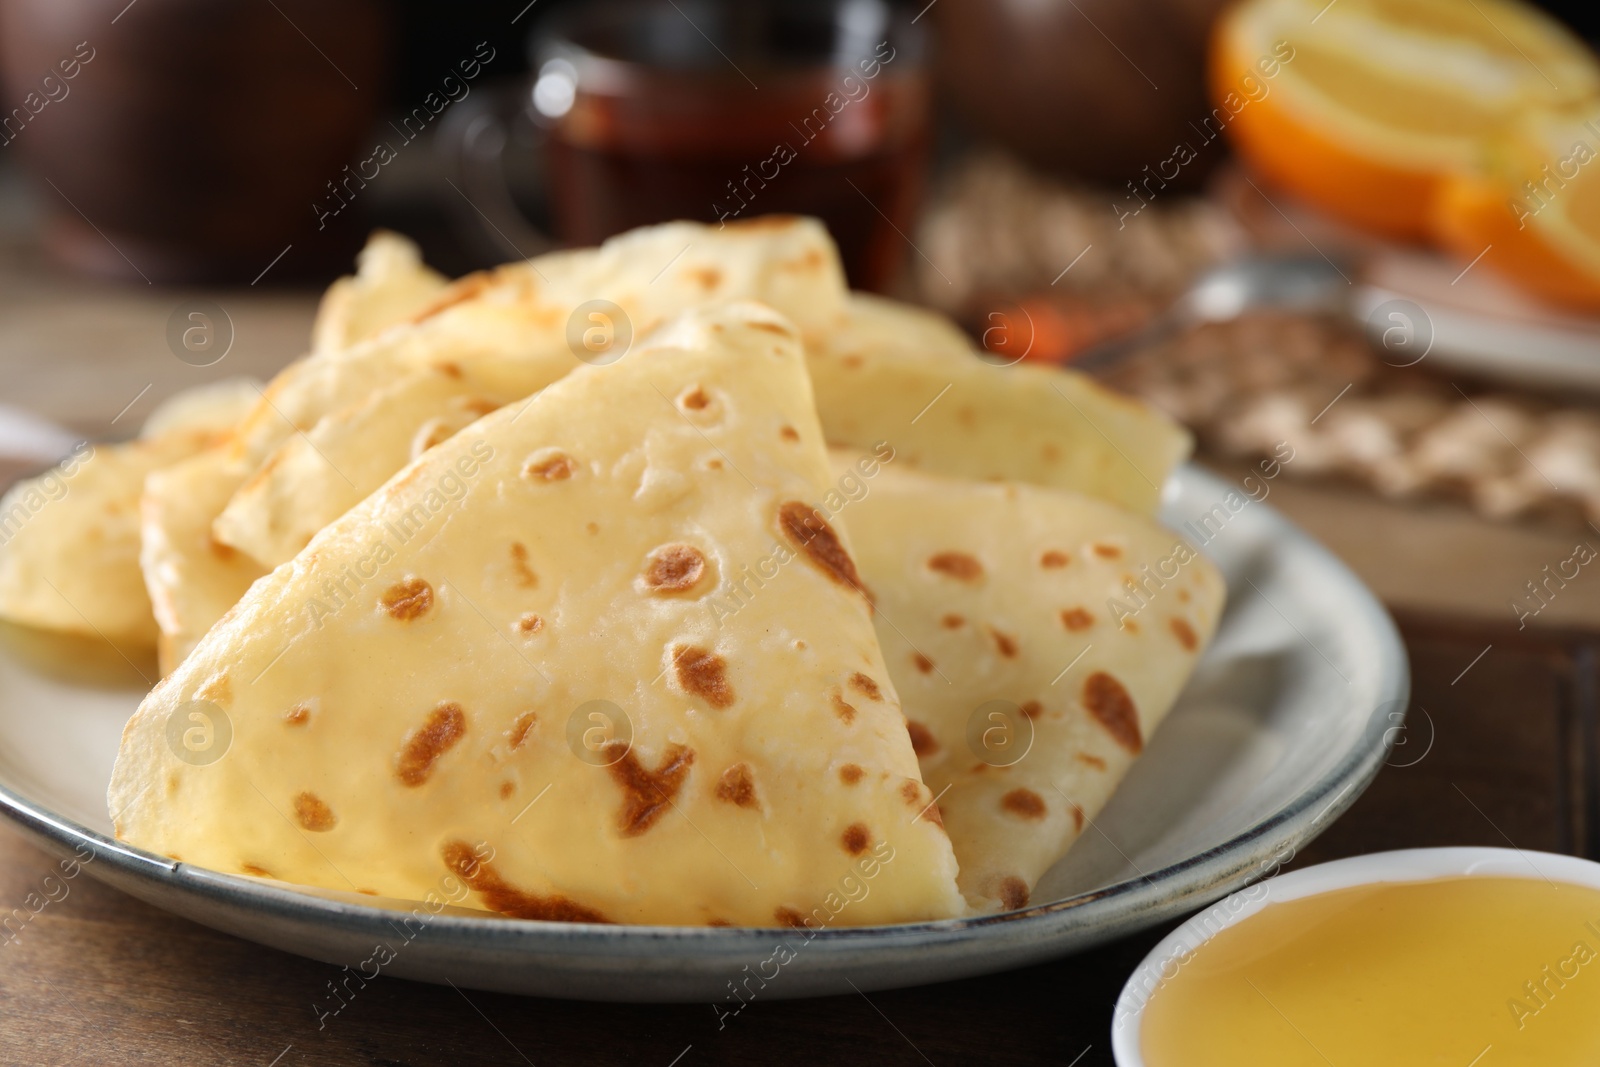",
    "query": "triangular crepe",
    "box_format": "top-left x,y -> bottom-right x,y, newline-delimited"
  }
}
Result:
810,294 -> 1191,515
0,379 -> 257,648
146,218 -> 848,666
111,302 -> 964,927
834,455 -> 1224,911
